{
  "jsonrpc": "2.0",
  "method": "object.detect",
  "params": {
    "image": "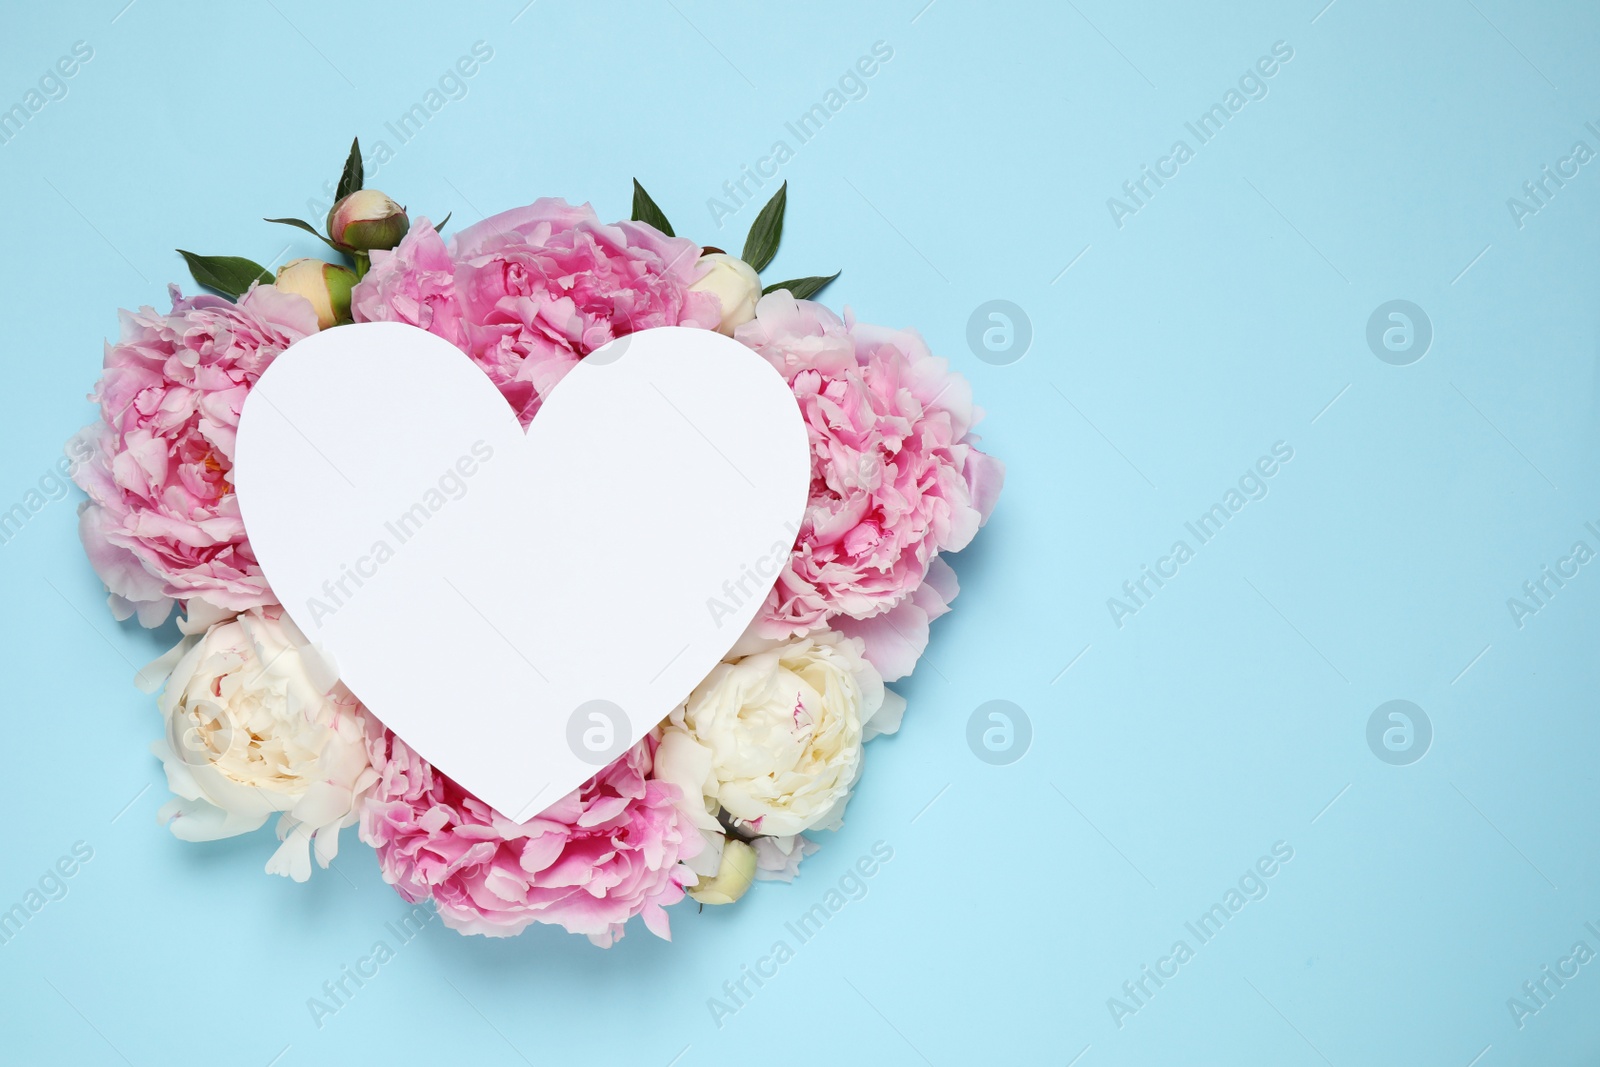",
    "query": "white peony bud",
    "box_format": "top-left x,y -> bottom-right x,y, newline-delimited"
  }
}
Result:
688,837 -> 759,905
689,252 -> 762,335
274,258 -> 355,330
